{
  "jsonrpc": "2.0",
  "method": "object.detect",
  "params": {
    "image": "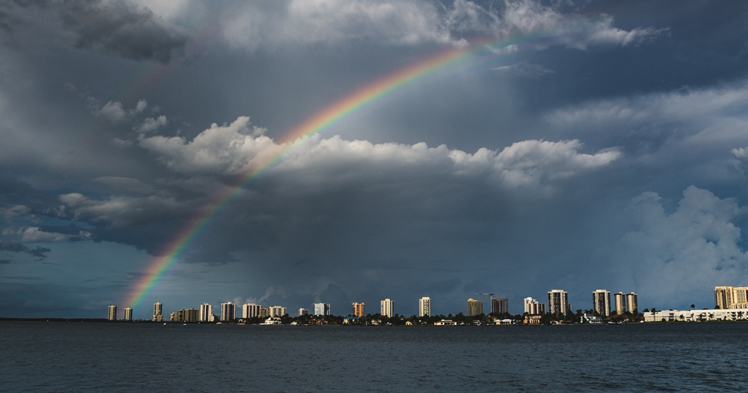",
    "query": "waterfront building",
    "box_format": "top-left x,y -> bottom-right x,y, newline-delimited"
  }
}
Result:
199,303 -> 213,322
153,302 -> 163,322
467,298 -> 483,316
108,305 -> 117,321
418,297 -> 431,317
644,309 -> 748,322
614,292 -> 627,315
221,302 -> 235,321
242,303 -> 260,319
259,308 -> 270,318
123,307 -> 133,321
186,308 -> 198,322
269,306 -> 287,317
314,303 -> 331,316
714,286 -> 748,309
380,298 -> 394,318
592,289 -> 611,317
548,289 -> 569,317
524,297 -> 545,315
169,311 -> 178,322
298,308 -> 309,316
352,302 -> 365,318
491,298 -> 509,315
626,292 -> 638,314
